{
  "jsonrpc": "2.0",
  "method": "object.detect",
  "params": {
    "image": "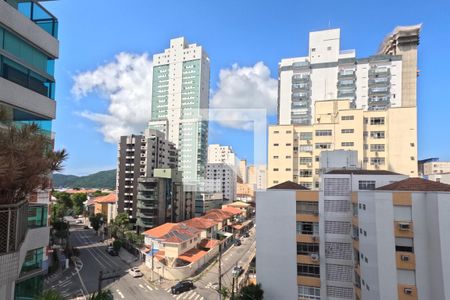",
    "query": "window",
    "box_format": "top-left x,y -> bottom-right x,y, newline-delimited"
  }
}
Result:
315,143 -> 332,149
370,157 -> 385,165
300,169 -> 313,177
298,285 -> 320,300
286,143 -> 292,146
273,168 -> 279,171
341,115 -> 354,121
370,144 -> 385,152
311,48 -> 316,52
286,168 -> 291,171
370,117 -> 385,125
273,143 -> 279,146
300,132 -> 313,140
327,46 -> 332,51
297,243 -> 319,255
297,264 -> 320,277
299,157 -> 312,164
299,145 -> 313,152
296,222 -> 319,235
341,129 -> 354,134
359,180 -> 376,190
315,130 -> 332,136
296,202 -> 318,215
286,130 -> 292,134
273,130 -> 279,134
286,155 -> 292,159
28,205 -> 48,228
341,142 -> 354,147
370,131 -> 385,139
273,156 -> 279,159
